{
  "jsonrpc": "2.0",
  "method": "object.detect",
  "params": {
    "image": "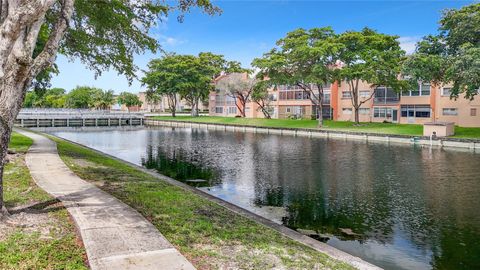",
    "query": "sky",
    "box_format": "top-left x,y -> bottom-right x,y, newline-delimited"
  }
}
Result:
51,0 -> 476,94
